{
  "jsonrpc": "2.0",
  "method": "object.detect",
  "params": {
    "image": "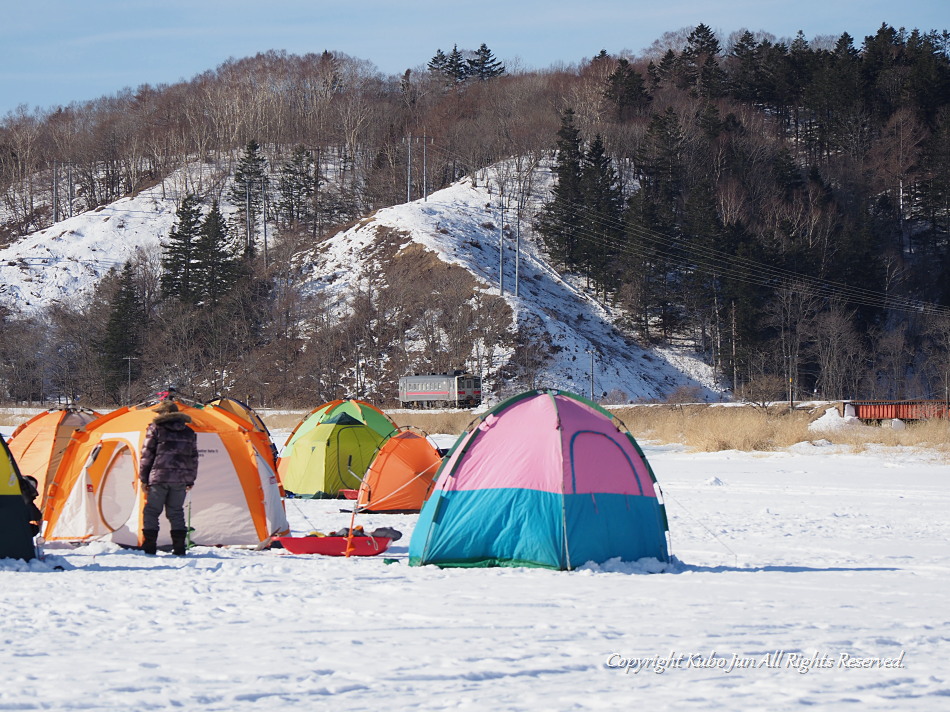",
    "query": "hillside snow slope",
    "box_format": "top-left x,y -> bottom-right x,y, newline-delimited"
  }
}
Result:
0,166 -> 721,403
